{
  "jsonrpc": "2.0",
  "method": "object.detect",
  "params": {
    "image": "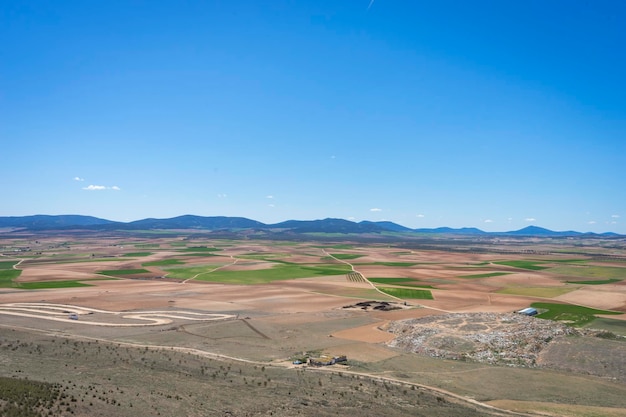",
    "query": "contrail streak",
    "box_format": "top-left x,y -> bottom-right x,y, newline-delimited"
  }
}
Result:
367,0 -> 375,11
